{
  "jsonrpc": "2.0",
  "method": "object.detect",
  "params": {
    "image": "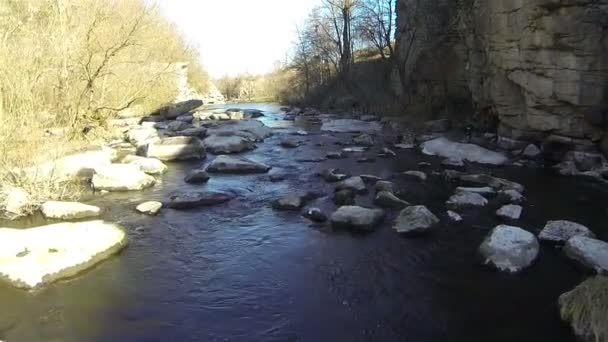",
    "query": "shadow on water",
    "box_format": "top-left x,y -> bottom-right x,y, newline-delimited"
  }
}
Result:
1,102 -> 606,341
